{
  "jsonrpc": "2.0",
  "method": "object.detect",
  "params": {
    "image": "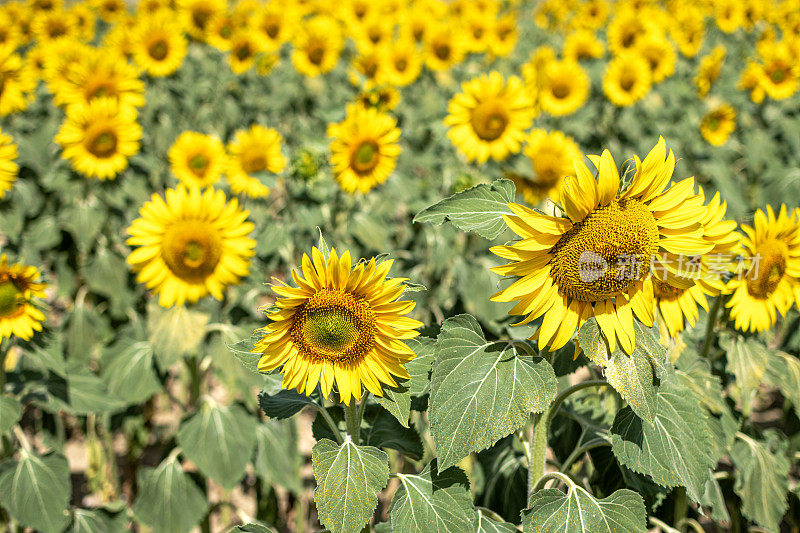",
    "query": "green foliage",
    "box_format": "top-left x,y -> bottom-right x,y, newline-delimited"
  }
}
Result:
0,396 -> 22,434
0,450 -> 71,533
312,438 -> 390,533
429,314 -> 557,470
